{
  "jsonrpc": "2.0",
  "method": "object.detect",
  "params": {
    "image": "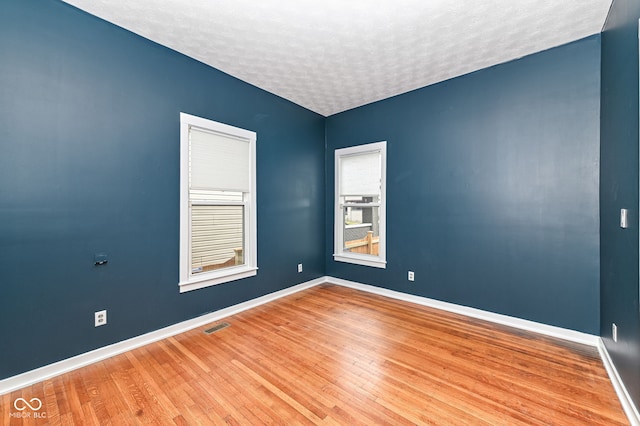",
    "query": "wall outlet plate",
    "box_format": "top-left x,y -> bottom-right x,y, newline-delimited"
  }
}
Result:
612,323 -> 617,342
298,263 -> 303,273
95,310 -> 107,327
620,209 -> 628,229
408,271 -> 415,281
